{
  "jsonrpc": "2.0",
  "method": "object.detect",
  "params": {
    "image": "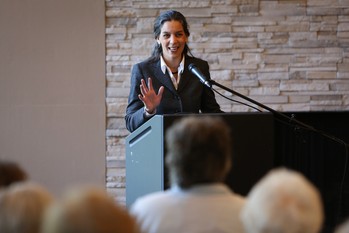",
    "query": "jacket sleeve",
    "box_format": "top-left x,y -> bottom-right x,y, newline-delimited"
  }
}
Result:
125,63 -> 150,132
